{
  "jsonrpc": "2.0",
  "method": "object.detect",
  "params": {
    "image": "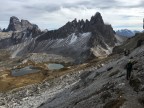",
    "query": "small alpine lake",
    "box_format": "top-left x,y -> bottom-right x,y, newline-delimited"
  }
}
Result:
11,66 -> 40,77
47,63 -> 64,70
